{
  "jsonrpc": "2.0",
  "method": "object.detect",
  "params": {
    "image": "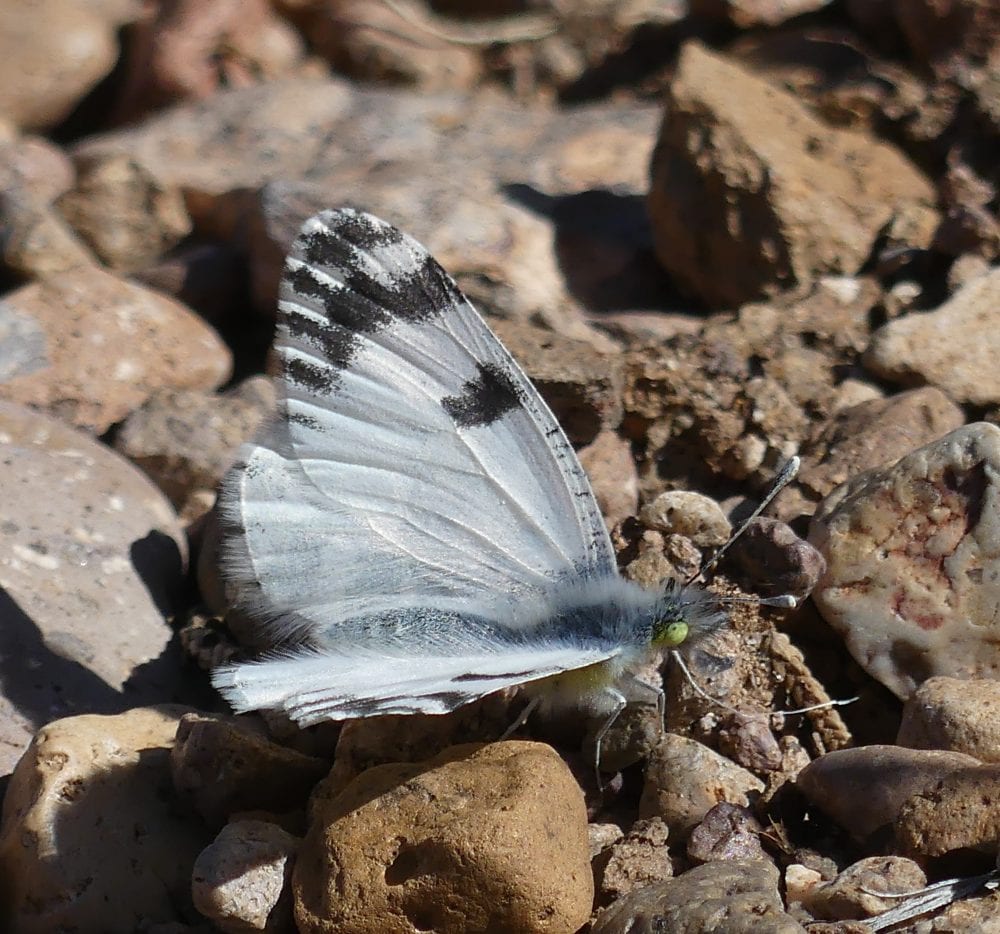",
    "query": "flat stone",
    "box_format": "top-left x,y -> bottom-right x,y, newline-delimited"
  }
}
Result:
0,402 -> 188,774
809,423 -> 1000,698
796,745 -> 981,841
592,859 -> 805,934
